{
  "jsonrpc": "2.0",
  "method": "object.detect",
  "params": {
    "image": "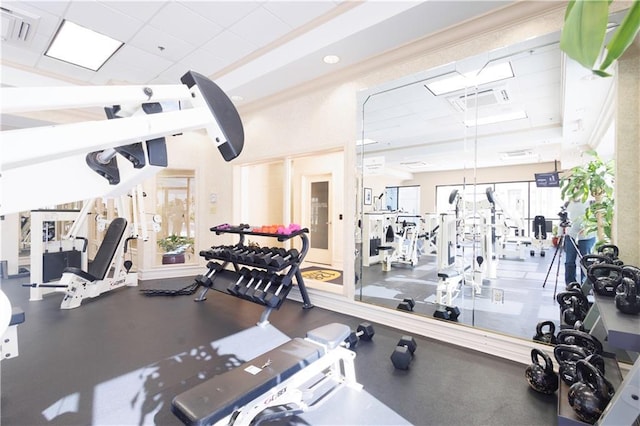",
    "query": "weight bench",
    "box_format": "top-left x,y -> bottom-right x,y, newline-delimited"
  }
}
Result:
1,307 -> 25,361
59,217 -> 130,309
172,323 -> 360,426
